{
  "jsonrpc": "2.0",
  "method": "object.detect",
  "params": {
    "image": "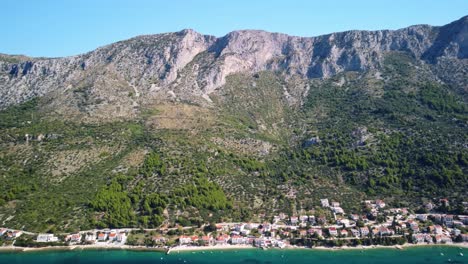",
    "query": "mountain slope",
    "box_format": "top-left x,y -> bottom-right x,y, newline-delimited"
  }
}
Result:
0,16 -> 466,232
